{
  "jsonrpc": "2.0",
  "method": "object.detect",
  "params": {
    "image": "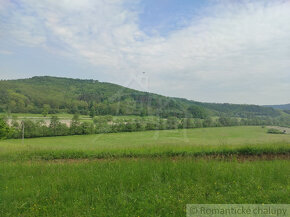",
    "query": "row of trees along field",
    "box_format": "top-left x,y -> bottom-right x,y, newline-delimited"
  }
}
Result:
0,114 -> 288,139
